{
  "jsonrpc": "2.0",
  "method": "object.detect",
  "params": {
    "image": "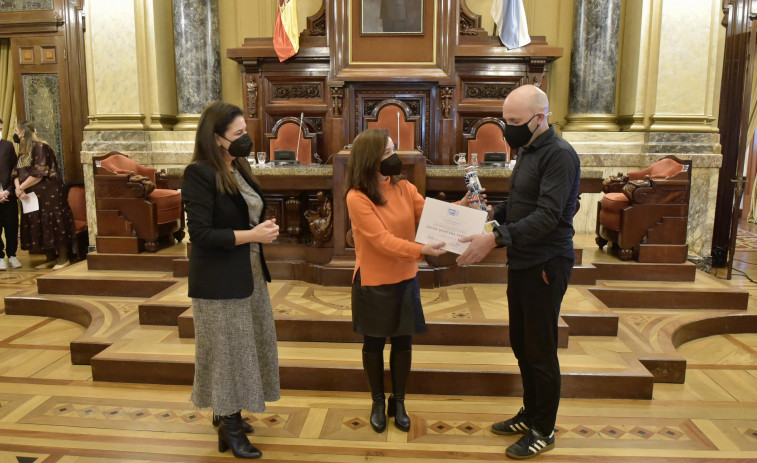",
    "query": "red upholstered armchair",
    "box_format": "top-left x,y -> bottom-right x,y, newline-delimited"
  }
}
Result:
66,184 -> 89,261
266,117 -> 316,164
93,152 -> 184,253
595,155 -> 691,262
